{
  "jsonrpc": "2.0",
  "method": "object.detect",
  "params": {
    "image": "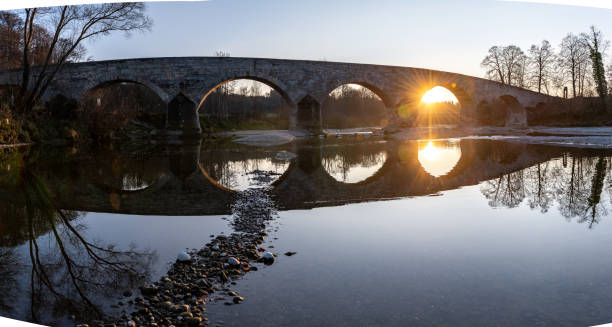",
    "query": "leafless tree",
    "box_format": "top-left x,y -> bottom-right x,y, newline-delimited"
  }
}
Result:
528,40 -> 555,94
481,45 -> 526,86
559,33 -> 591,97
481,46 -> 506,84
16,4 -> 152,114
